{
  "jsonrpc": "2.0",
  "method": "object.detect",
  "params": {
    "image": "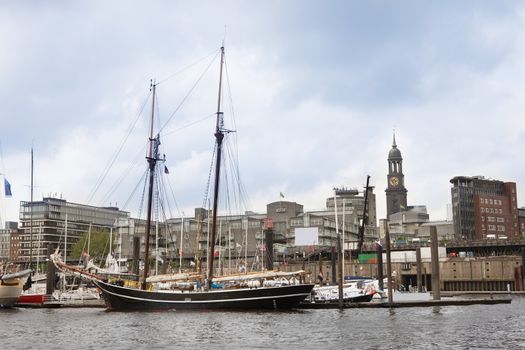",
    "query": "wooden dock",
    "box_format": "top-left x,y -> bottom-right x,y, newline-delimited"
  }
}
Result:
298,298 -> 512,309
